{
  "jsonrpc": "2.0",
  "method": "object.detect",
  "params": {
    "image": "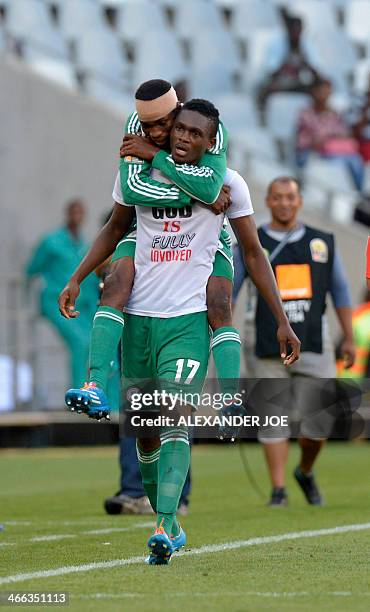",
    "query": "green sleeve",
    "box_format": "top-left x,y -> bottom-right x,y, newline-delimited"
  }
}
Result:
119,111 -> 191,209
151,122 -> 228,204
25,238 -> 49,277
119,157 -> 191,208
